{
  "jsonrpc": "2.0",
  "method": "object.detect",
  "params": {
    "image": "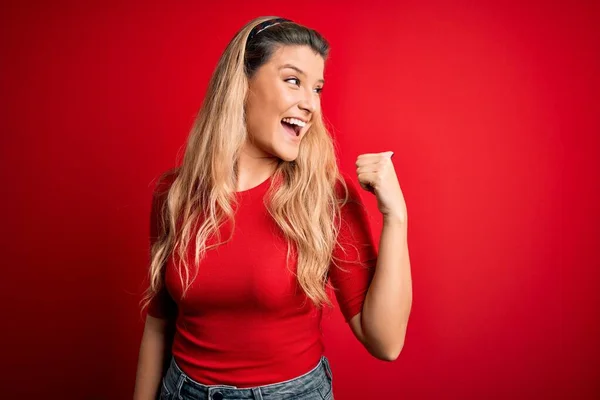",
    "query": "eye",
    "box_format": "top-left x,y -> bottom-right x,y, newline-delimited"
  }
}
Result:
285,77 -> 300,86
285,77 -> 323,96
